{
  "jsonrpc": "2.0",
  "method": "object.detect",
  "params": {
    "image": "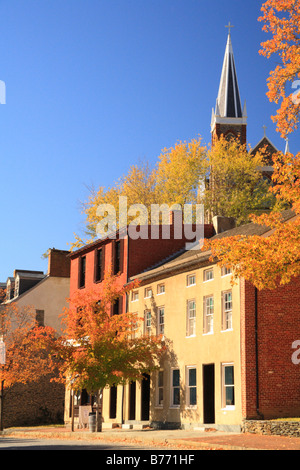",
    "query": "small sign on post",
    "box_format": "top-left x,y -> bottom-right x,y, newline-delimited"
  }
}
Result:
0,340 -> 6,365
